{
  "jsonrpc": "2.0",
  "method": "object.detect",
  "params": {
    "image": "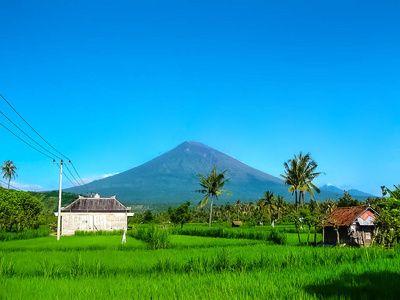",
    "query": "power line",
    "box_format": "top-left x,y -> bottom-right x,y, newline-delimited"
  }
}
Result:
0,93 -> 70,160
0,93 -> 86,186
55,164 -> 77,188
0,110 -> 62,160
0,179 -> 22,191
71,162 -> 85,185
64,164 -> 82,186
0,122 -> 54,160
